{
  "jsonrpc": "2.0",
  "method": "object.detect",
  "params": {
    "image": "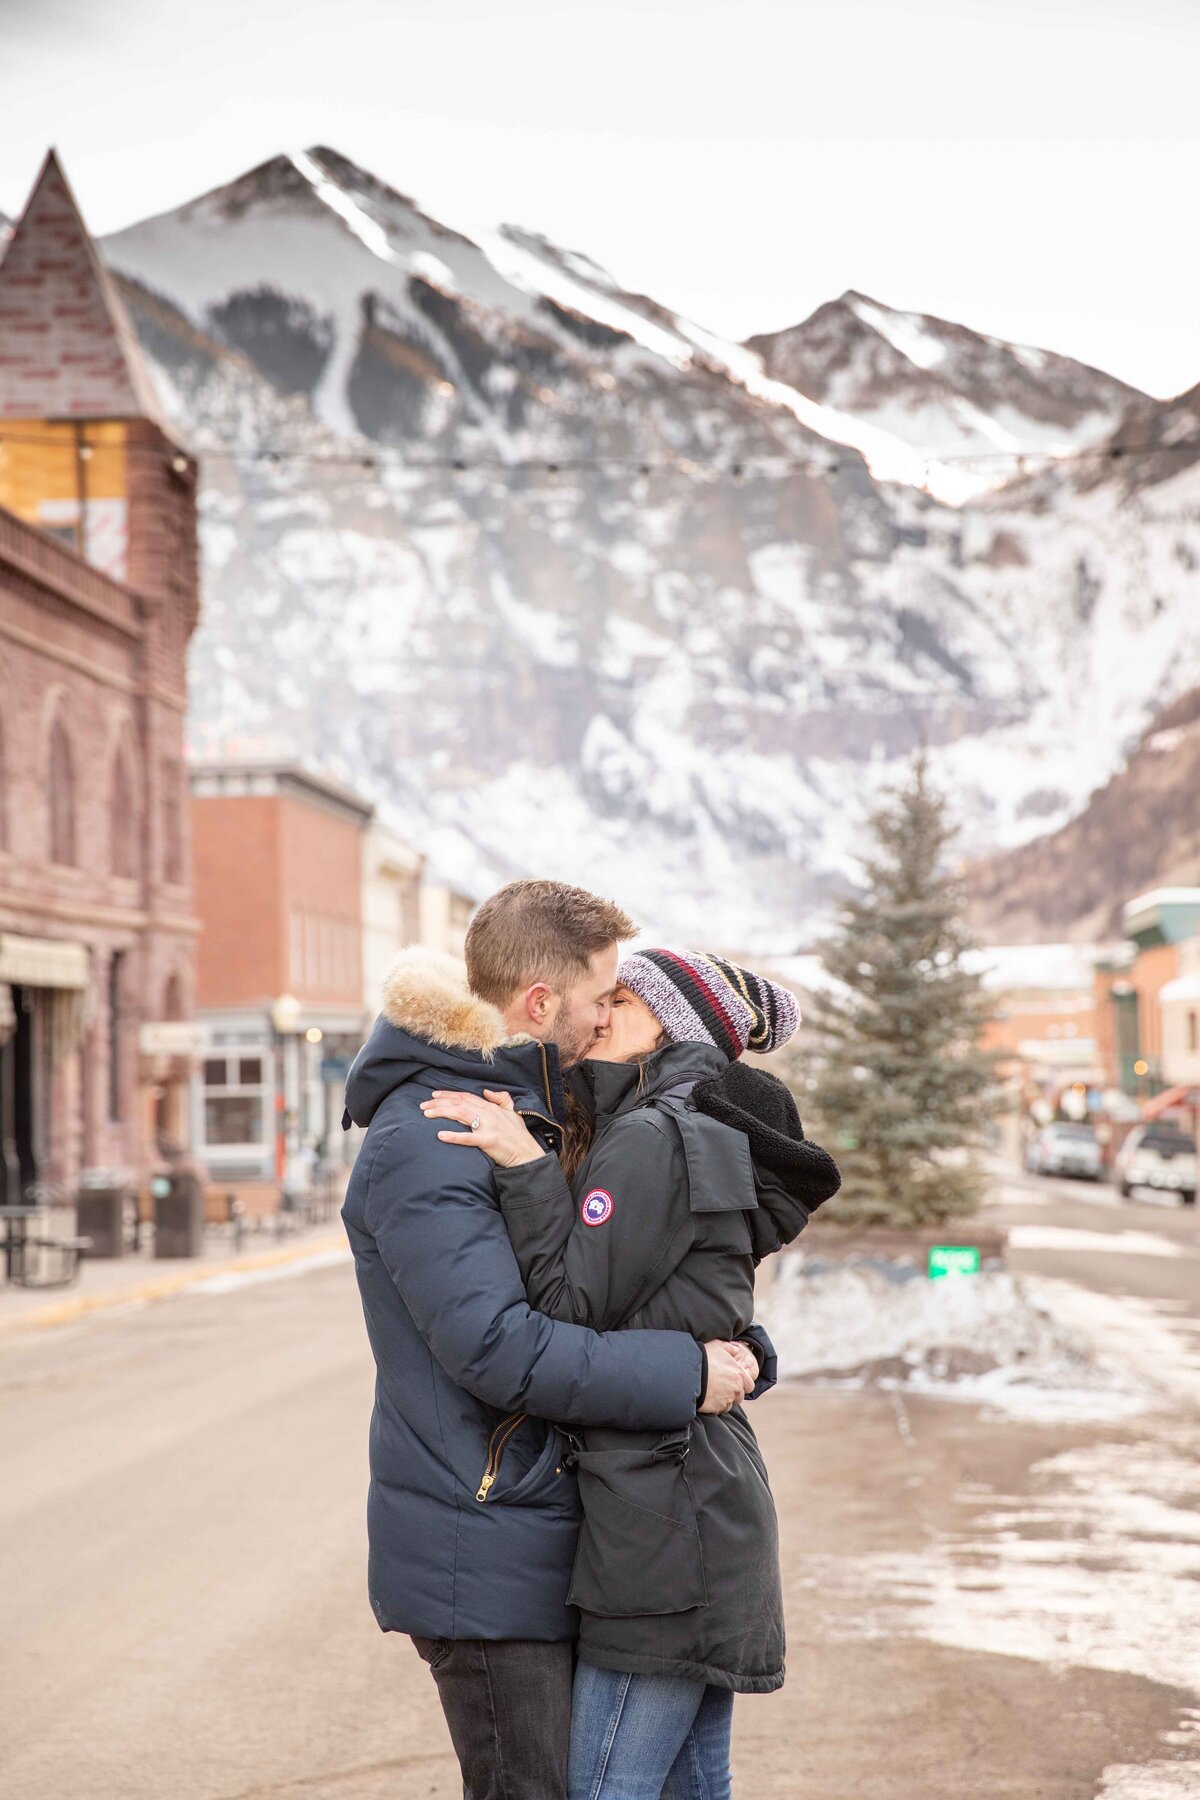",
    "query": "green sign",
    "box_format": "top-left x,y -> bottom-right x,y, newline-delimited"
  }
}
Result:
928,1244 -> 981,1280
